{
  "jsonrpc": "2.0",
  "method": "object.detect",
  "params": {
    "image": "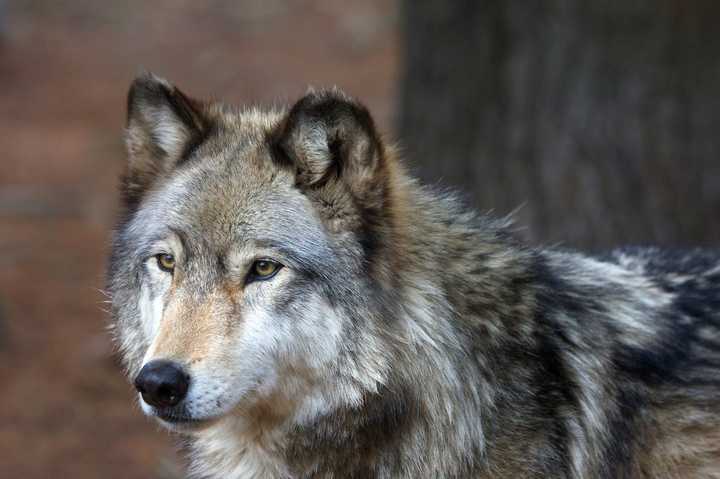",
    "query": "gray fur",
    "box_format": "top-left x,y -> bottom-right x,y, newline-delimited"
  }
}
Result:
108,74 -> 720,478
